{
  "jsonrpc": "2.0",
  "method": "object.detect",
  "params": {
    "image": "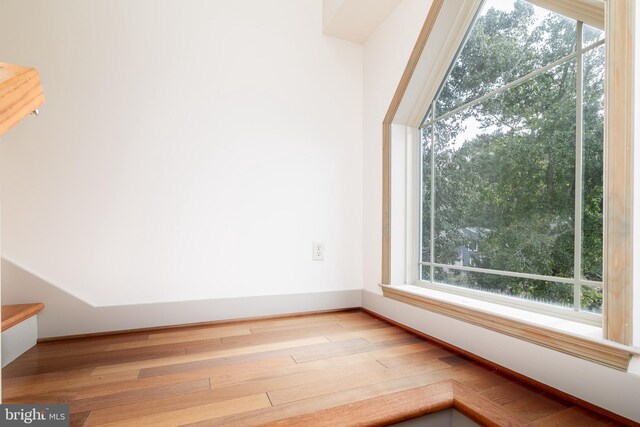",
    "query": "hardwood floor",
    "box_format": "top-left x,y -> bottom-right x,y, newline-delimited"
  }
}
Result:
2,310 -> 632,426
